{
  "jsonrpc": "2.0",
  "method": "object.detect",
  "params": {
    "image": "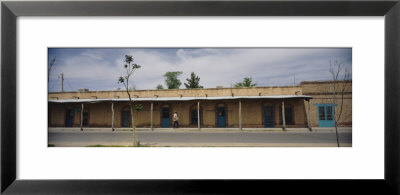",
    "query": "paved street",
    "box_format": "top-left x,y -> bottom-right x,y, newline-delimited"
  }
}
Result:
48,129 -> 352,147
